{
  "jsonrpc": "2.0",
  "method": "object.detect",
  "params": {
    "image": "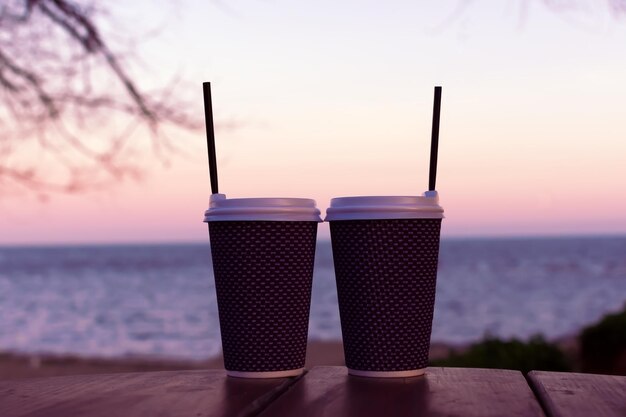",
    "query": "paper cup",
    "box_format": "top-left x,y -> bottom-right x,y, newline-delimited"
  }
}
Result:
205,195 -> 321,378
325,192 -> 444,377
